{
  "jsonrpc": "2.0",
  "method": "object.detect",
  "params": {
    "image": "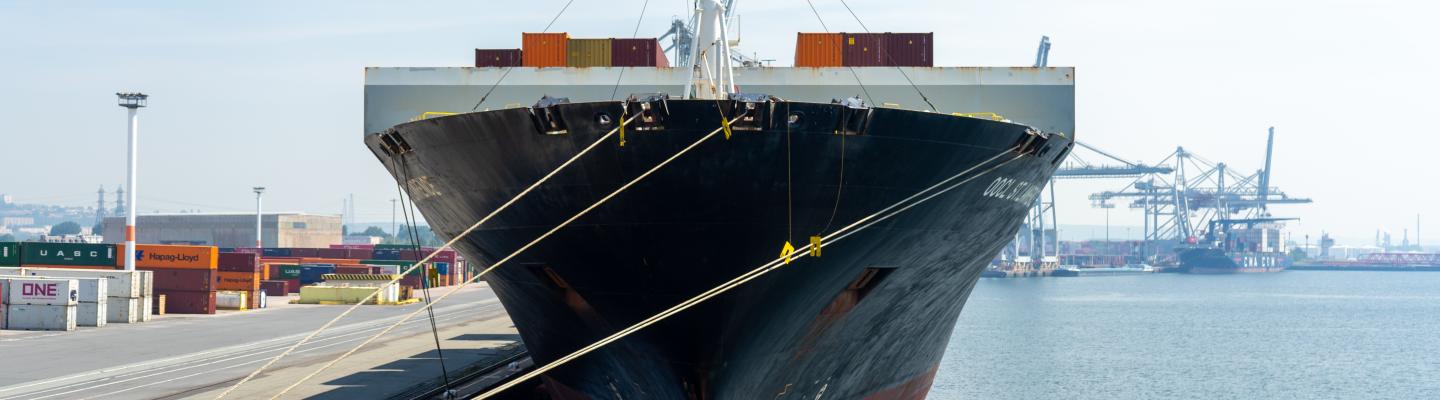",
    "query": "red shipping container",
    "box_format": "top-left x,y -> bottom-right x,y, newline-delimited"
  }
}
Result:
345,248 -> 374,260
218,252 -> 261,272
290,248 -> 320,258
334,266 -> 370,274
315,248 -> 348,259
841,33 -> 886,66
143,267 -> 215,291
286,278 -> 301,293
260,280 -> 290,297
156,290 -> 216,314
882,32 -> 932,67
475,49 -> 523,67
611,38 -> 669,67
